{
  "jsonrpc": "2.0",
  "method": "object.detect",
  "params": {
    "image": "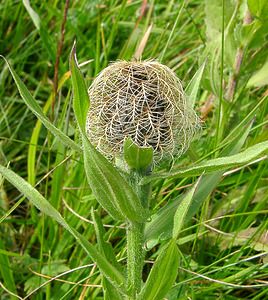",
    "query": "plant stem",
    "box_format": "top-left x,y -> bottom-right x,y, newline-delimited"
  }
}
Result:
126,171 -> 151,299
127,221 -> 145,299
